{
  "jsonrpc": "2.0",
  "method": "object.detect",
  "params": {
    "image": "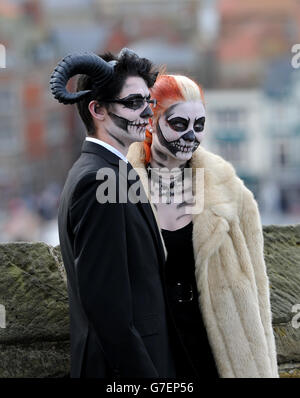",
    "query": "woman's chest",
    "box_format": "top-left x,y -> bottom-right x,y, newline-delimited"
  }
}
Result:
155,202 -> 192,231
